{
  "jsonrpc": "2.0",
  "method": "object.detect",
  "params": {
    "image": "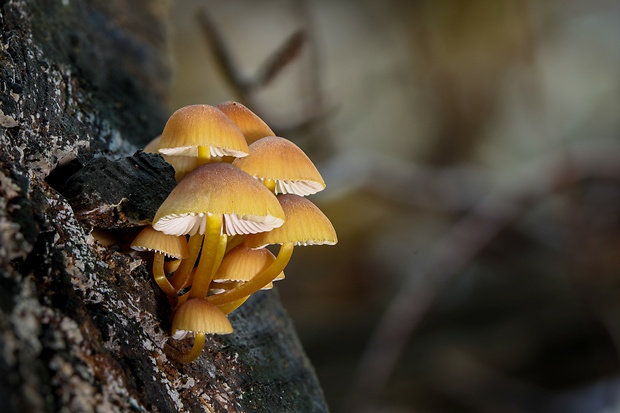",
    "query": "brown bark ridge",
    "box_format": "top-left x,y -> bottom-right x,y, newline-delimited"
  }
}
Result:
0,1 -> 329,412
